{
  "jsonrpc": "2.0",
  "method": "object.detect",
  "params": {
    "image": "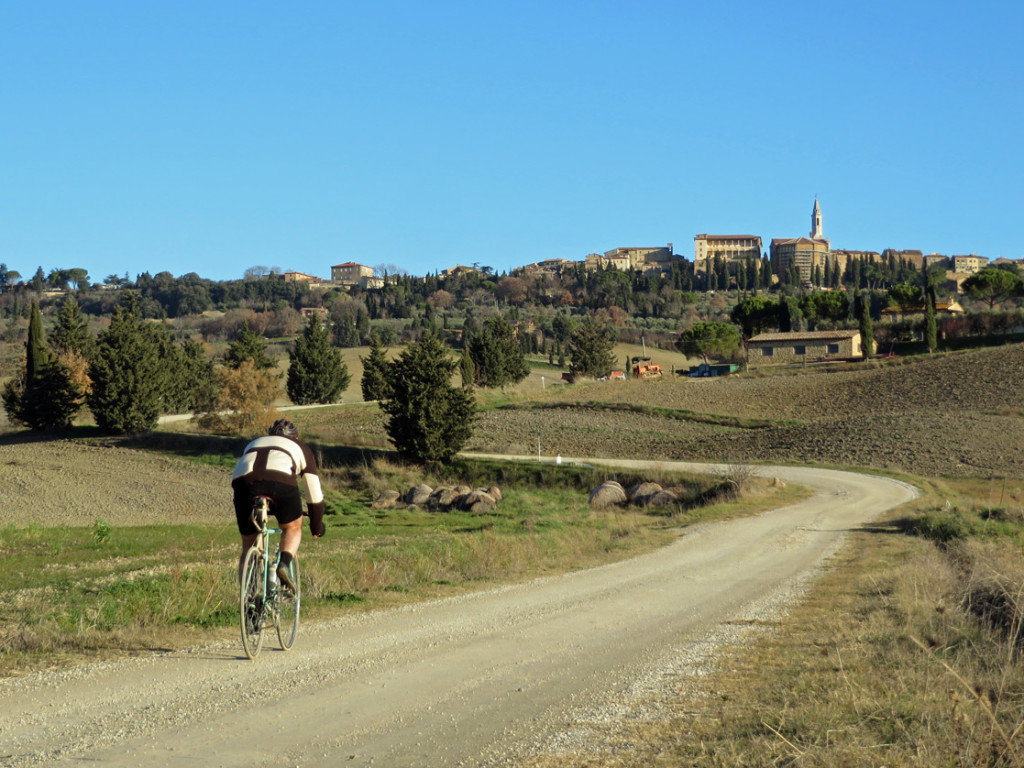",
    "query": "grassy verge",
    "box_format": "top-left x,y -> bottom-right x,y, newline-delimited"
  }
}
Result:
0,443 -> 807,678
518,474 -> 1024,767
